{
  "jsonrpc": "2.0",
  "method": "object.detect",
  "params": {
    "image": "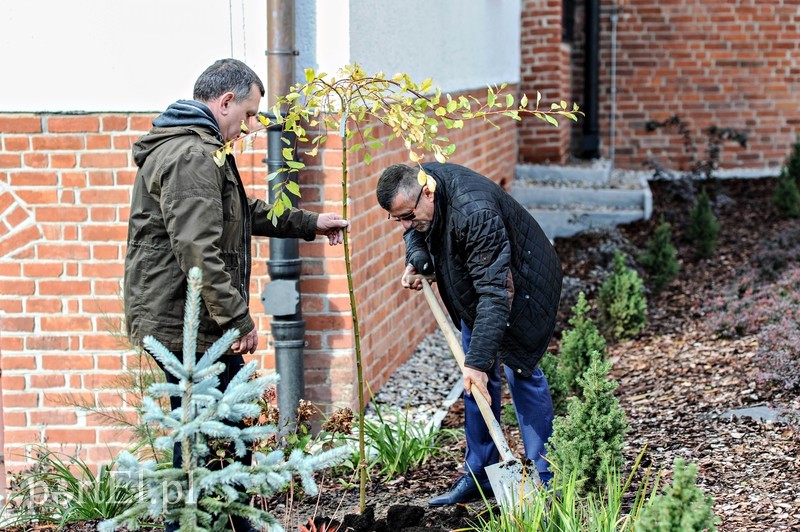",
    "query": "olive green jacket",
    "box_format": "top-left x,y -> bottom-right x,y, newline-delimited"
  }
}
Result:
124,124 -> 318,354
